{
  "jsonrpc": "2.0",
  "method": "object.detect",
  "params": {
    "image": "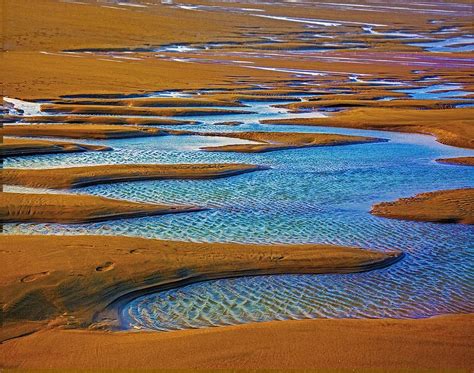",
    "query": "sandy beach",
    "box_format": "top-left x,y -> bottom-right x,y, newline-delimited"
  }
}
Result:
2,315 -> 472,369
